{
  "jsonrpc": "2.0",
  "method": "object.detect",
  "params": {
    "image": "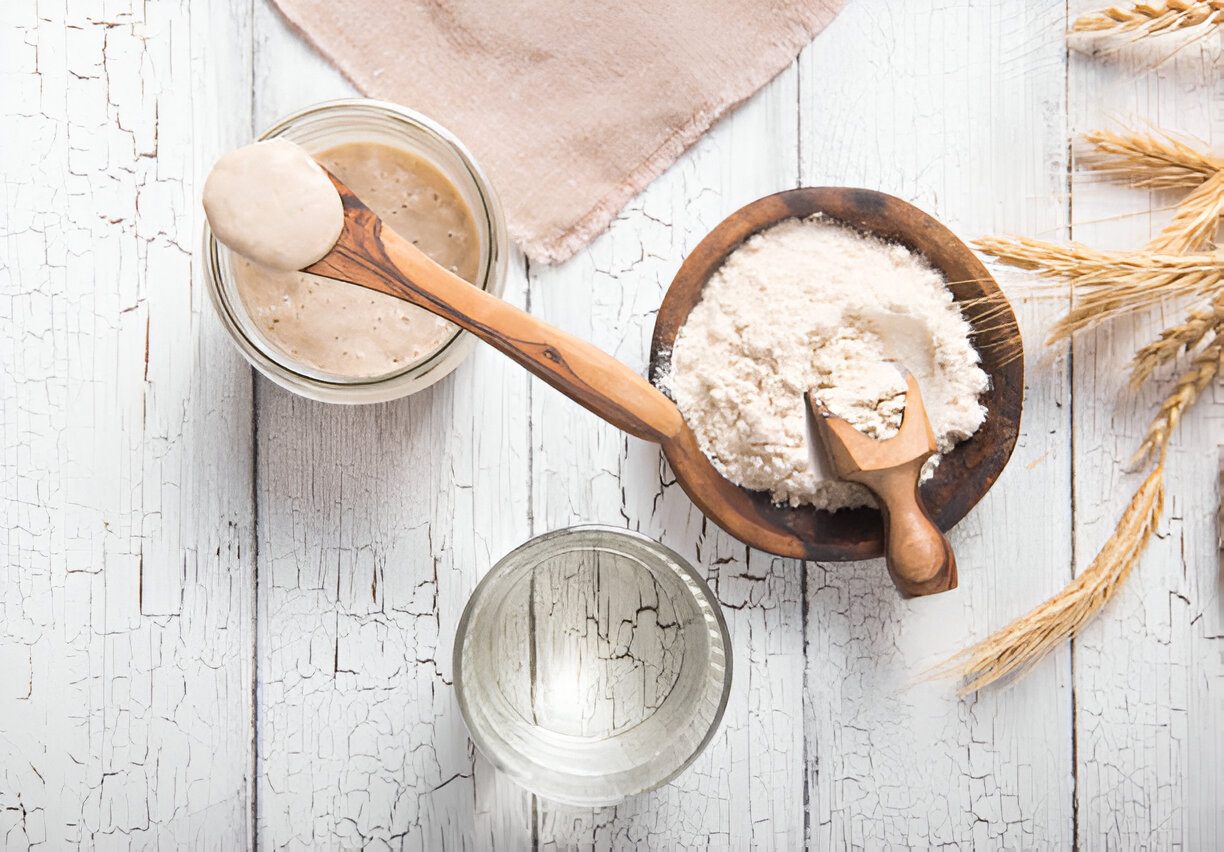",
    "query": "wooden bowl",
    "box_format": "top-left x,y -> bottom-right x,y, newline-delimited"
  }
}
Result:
649,188 -> 1024,562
